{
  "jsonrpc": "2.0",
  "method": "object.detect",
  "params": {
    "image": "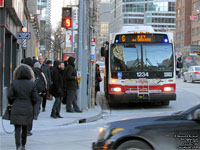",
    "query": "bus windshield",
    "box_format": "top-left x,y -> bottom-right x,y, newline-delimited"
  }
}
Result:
111,43 -> 173,72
